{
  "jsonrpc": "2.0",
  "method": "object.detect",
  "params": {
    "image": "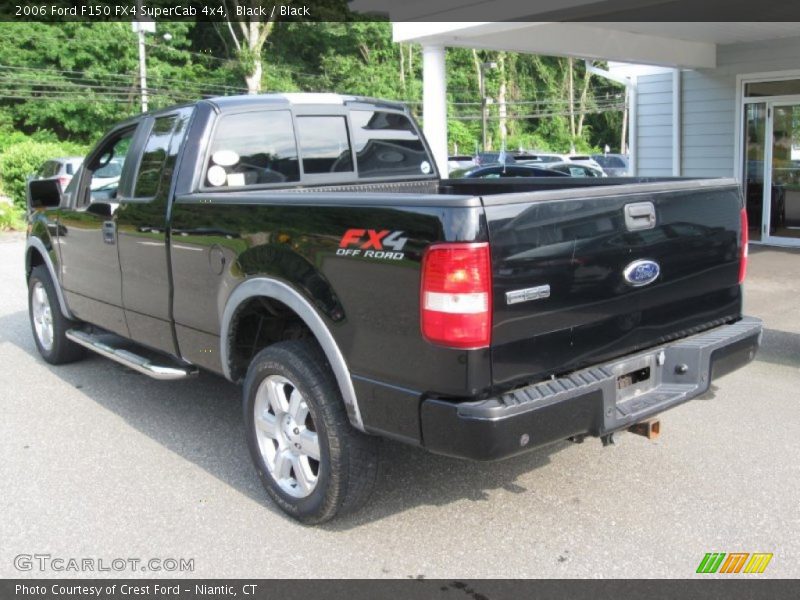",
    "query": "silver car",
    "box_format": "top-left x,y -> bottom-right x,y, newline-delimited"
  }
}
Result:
36,156 -> 123,191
